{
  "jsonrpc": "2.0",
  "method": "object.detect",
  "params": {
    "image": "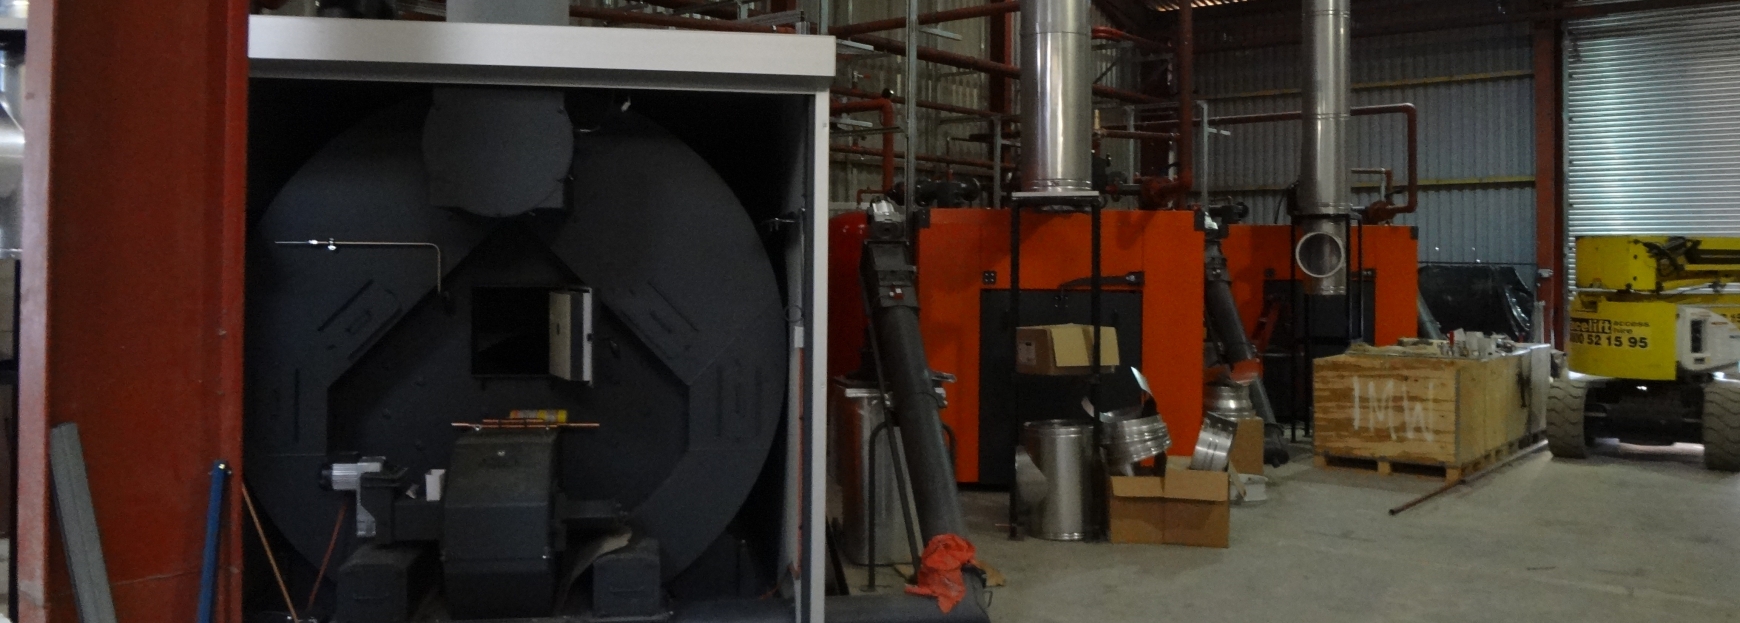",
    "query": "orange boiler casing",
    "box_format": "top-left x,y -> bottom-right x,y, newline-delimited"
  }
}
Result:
1219,224 -> 1420,353
827,214 -> 1418,485
909,209 -> 1205,483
